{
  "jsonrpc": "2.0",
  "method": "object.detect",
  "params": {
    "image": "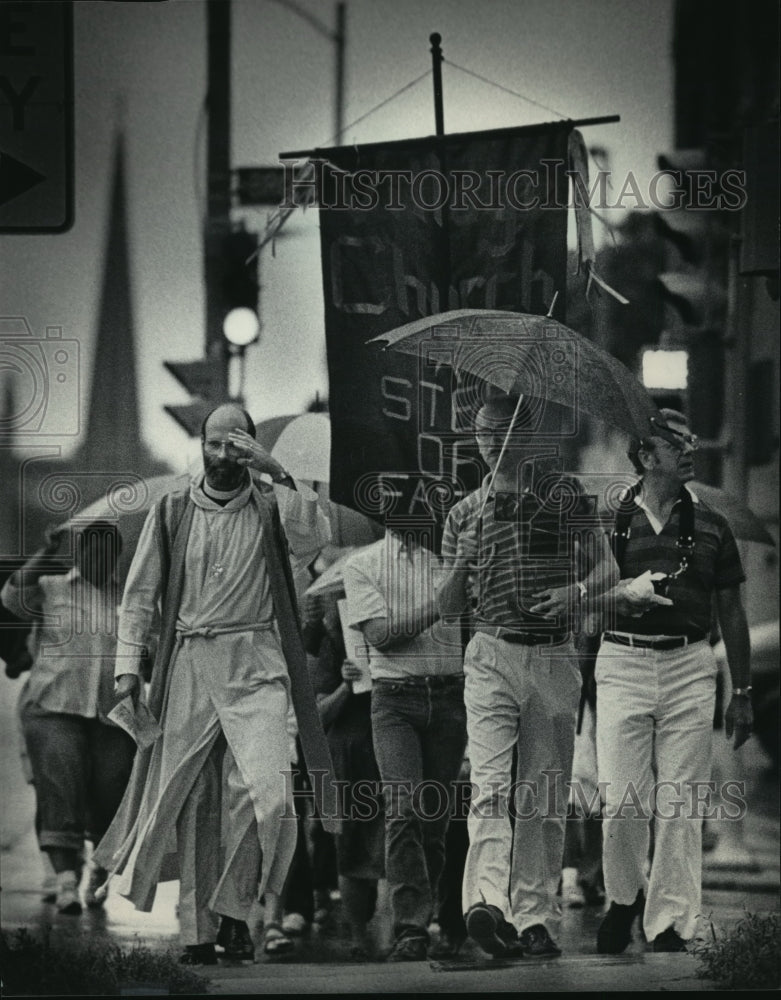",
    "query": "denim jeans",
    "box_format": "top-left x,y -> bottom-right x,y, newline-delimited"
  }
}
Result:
21,703 -> 136,853
371,676 -> 467,941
